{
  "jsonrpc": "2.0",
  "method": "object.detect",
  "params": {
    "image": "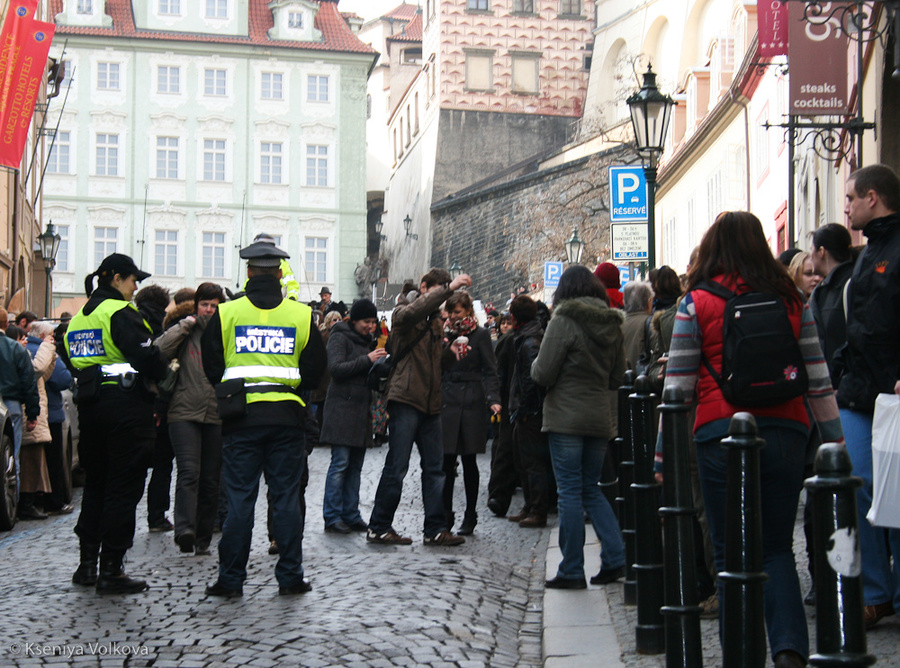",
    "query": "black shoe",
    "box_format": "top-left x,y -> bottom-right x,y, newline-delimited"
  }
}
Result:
18,504 -> 48,520
590,566 -> 625,585
205,581 -> 243,598
458,514 -> 477,536
175,532 -> 195,553
148,518 -> 173,532
487,497 -> 507,517
278,580 -> 313,595
545,576 -> 587,590
804,586 -> 816,607
324,521 -> 351,534
346,520 -> 368,532
194,546 -> 211,556
268,540 -> 279,555
46,503 -> 75,515
72,540 -> 100,586
95,554 -> 149,594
